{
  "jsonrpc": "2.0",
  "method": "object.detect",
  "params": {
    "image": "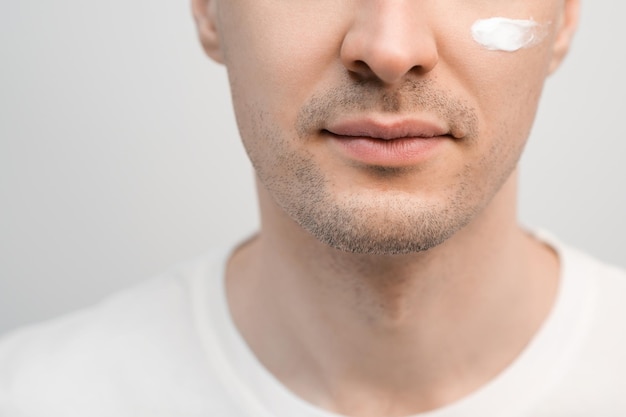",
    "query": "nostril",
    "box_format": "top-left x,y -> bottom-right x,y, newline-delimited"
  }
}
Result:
350,59 -> 372,74
354,60 -> 368,70
344,59 -> 379,82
